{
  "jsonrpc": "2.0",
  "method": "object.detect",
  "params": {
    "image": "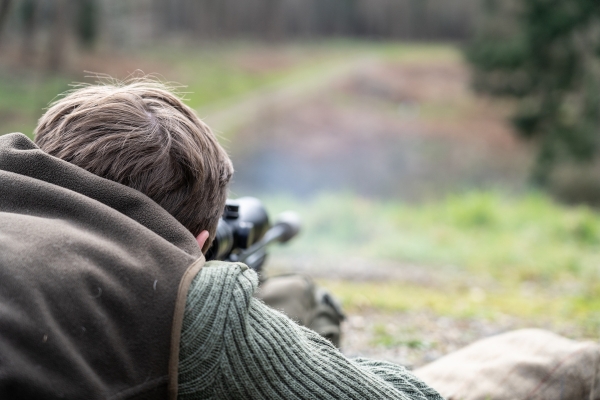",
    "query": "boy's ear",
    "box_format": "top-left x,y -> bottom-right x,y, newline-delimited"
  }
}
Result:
196,230 -> 210,253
